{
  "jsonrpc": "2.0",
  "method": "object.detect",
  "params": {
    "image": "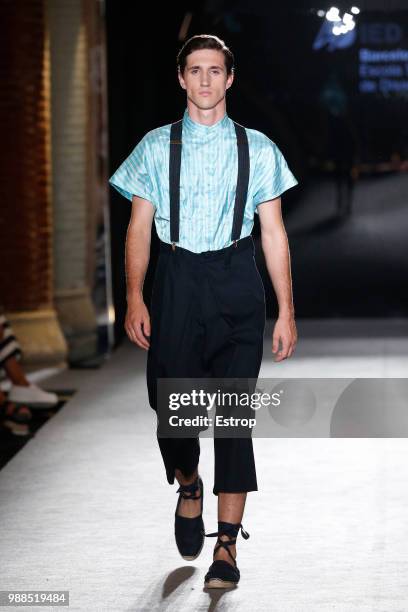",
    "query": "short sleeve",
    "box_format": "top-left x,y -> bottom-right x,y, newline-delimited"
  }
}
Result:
253,137 -> 298,214
108,133 -> 156,205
